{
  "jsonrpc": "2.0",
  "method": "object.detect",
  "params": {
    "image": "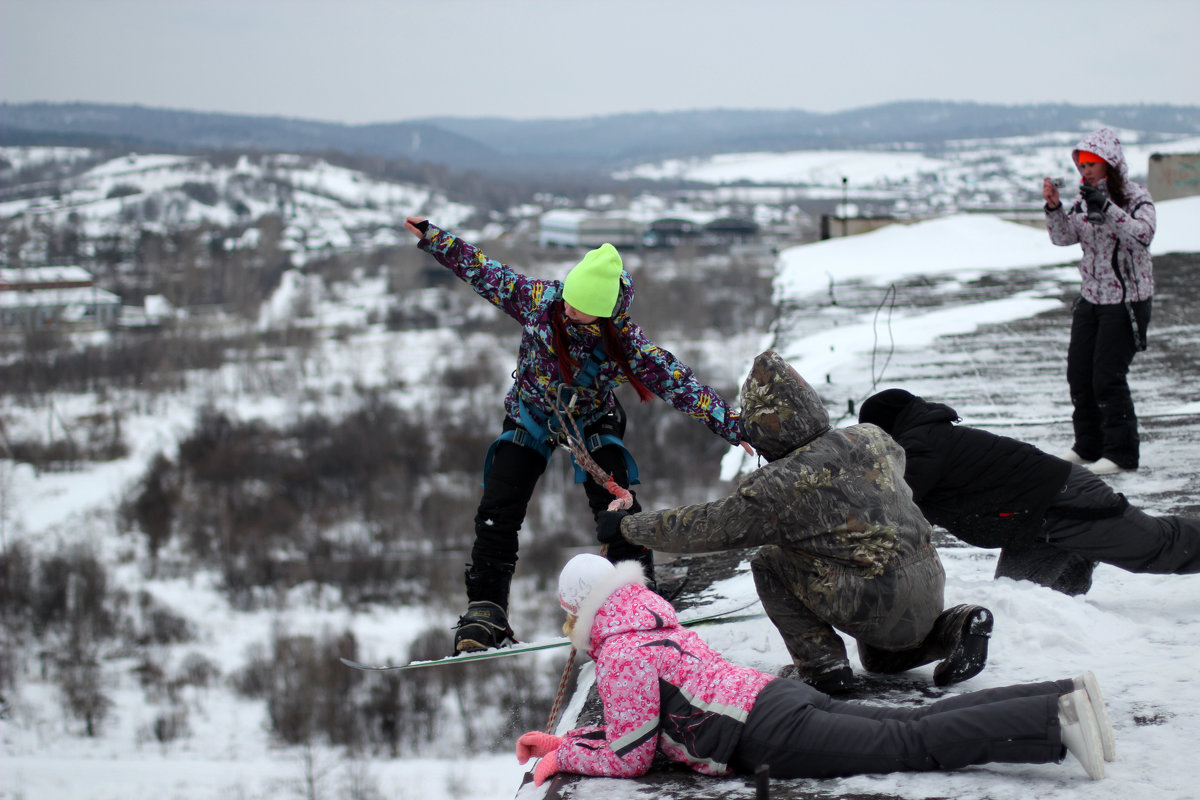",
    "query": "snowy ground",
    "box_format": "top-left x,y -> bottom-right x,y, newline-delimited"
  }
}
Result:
4,197 -> 1200,800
